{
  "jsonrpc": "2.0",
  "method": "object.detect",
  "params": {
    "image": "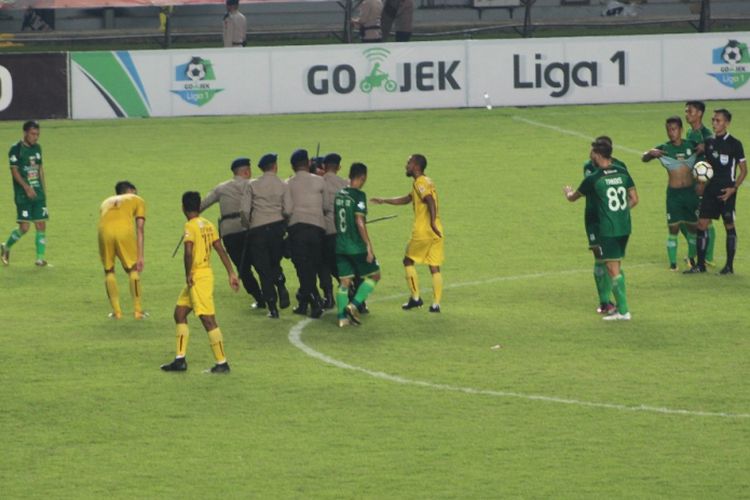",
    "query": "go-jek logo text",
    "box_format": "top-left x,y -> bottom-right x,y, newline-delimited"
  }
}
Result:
708,40 -> 750,89
307,47 -> 461,95
172,56 -> 224,106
